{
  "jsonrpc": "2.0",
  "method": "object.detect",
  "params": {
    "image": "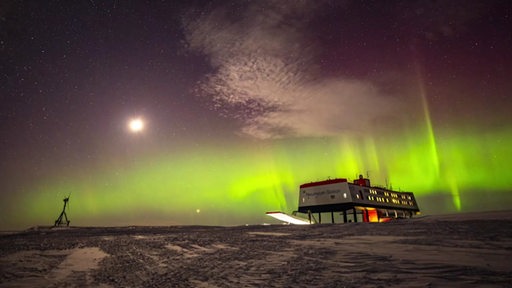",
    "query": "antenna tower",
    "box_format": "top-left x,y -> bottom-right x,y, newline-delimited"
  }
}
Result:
54,194 -> 71,227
